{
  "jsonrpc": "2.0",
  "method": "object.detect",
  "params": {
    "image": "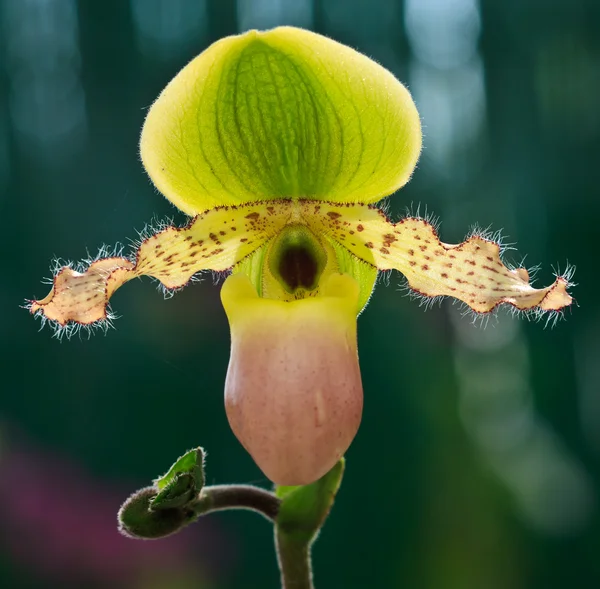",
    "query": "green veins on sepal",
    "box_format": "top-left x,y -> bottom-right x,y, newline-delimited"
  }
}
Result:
141,27 -> 422,214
